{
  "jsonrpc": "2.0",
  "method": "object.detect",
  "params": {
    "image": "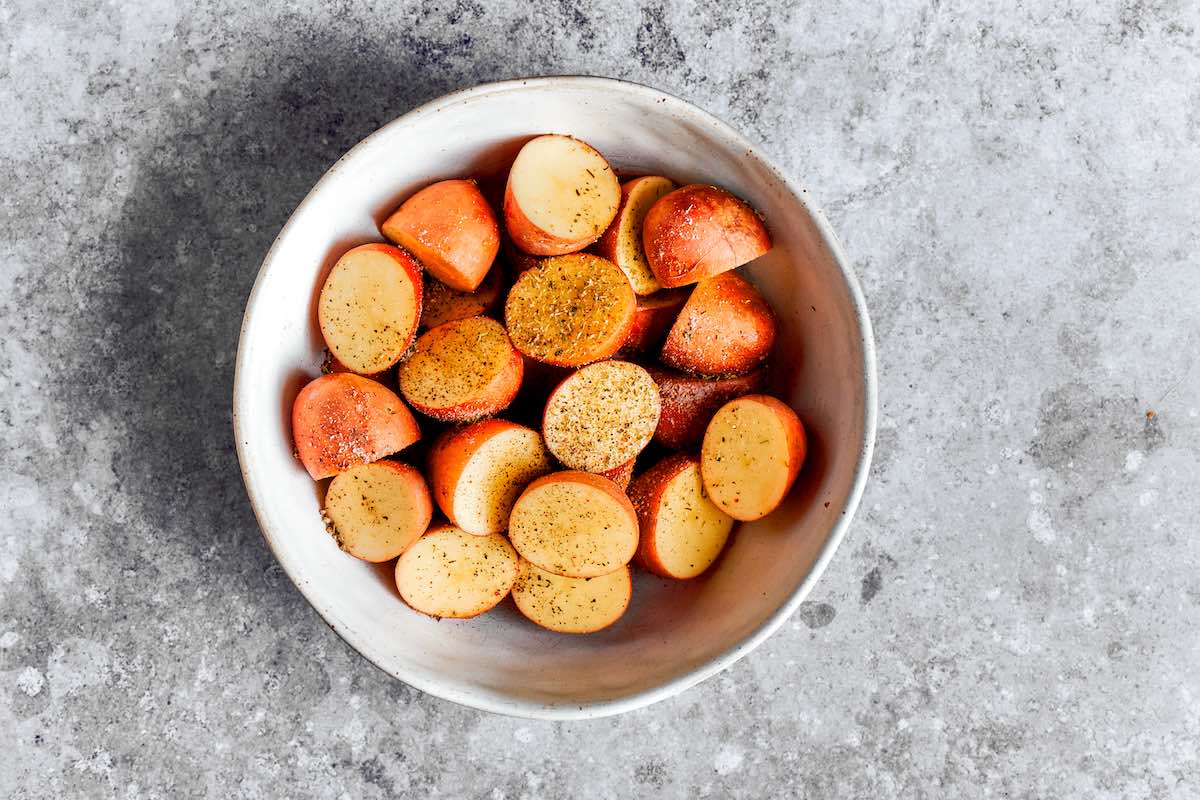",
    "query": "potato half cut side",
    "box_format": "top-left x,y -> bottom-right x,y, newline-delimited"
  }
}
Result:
508,471 -> 639,578
318,243 -> 422,375
621,289 -> 689,355
419,264 -> 503,330
594,175 -> 677,295
647,366 -> 766,449
428,419 -> 554,535
700,395 -> 807,521
643,184 -> 771,288
322,461 -> 432,562
511,559 -> 632,634
660,271 -> 777,377
292,373 -> 421,480
395,524 -> 519,618
542,360 -> 660,473
504,135 -> 621,256
399,316 -> 523,422
504,254 -> 636,367
630,454 -> 734,579
381,179 -> 499,292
